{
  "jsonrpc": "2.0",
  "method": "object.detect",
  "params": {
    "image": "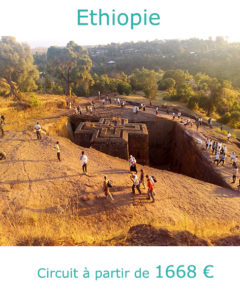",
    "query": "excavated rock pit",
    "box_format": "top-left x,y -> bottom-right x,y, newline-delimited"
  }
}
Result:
143,118 -> 230,188
70,115 -> 230,189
